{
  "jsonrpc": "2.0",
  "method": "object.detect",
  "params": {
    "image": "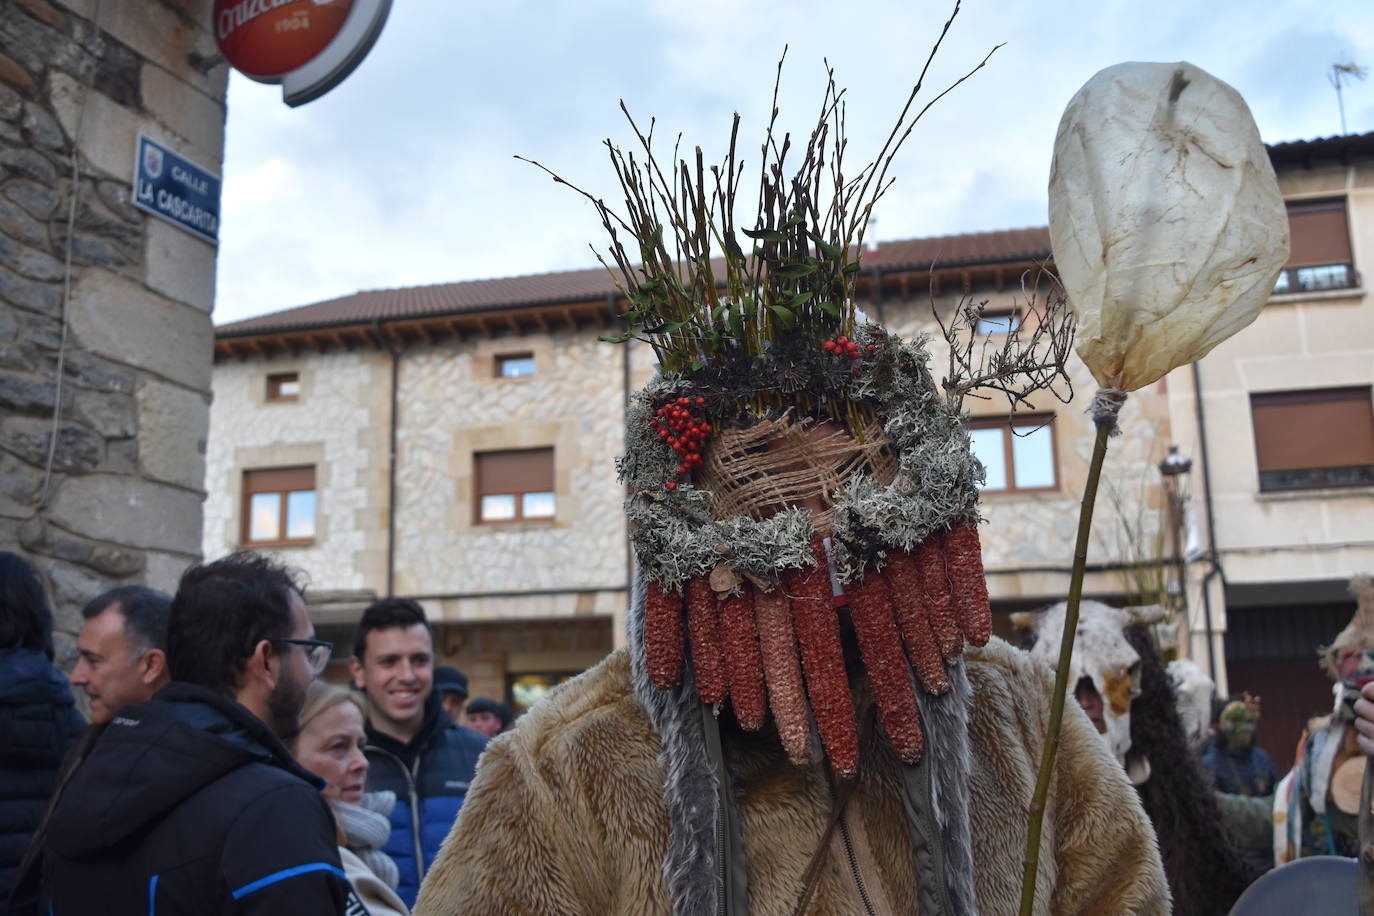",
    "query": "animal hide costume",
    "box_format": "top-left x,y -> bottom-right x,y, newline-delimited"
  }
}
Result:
416,43 -> 1168,914
1274,574 -> 1374,862
415,641 -> 1167,914
1017,602 -> 1261,915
